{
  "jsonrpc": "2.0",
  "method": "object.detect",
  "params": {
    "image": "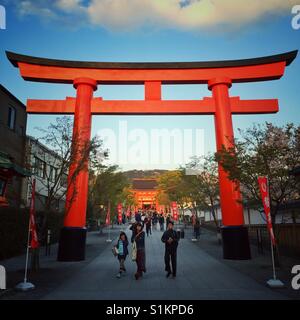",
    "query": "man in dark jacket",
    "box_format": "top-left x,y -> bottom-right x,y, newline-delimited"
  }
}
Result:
135,212 -> 142,223
161,221 -> 179,278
